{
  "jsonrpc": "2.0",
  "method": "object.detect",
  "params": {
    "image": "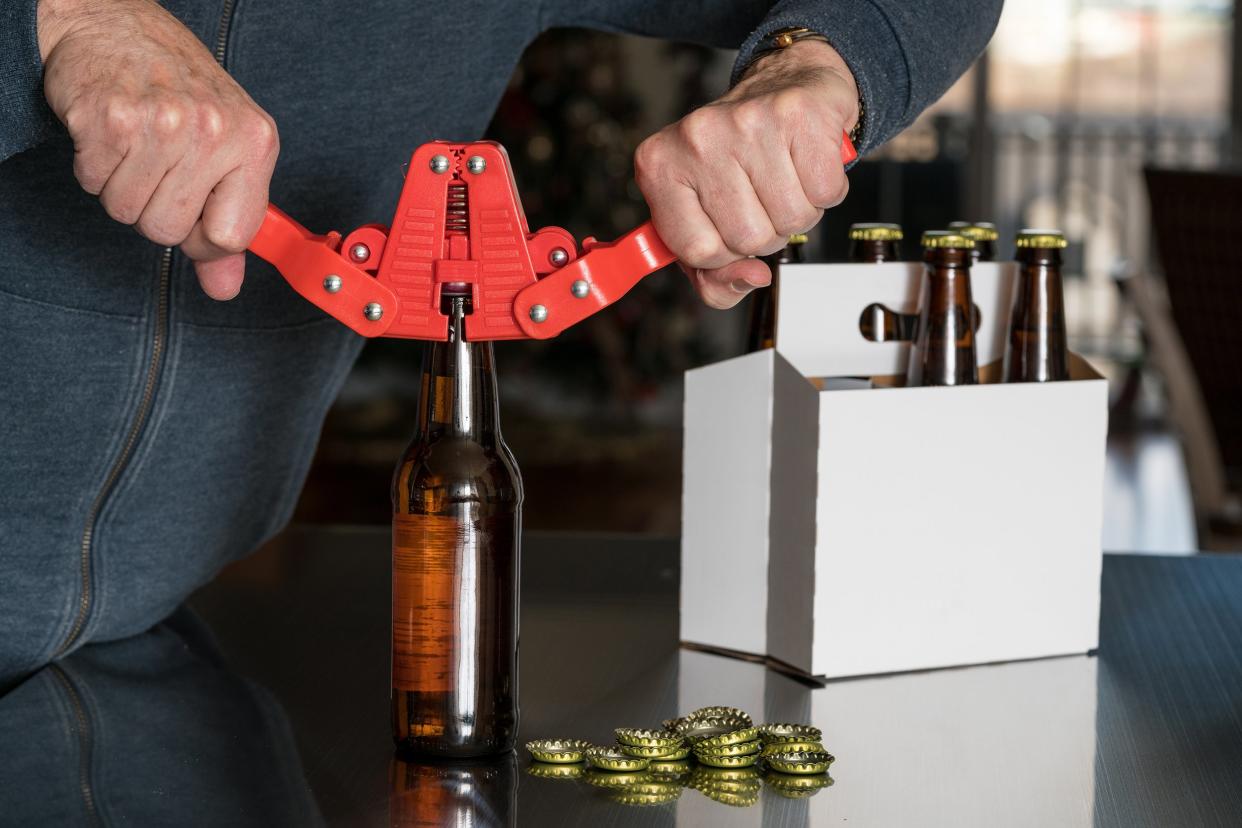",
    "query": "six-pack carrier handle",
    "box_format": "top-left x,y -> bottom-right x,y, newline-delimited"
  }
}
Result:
248,134 -> 857,341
